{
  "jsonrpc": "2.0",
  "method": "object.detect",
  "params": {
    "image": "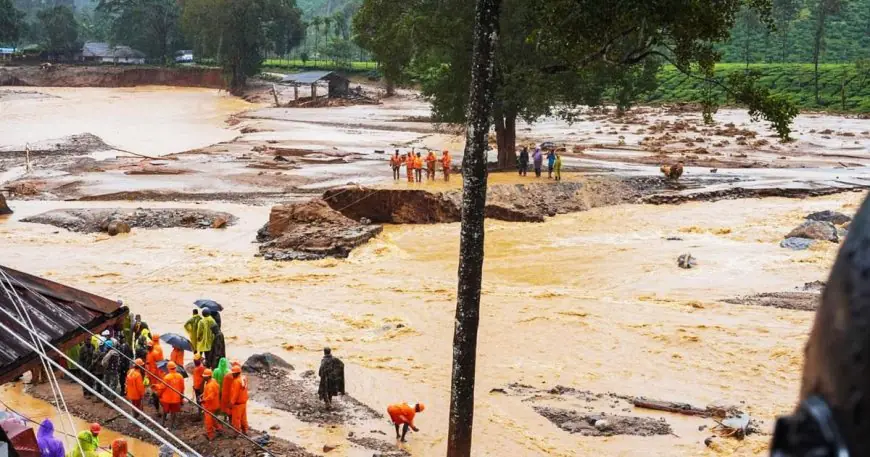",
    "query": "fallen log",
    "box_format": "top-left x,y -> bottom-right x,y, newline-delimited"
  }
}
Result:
631,398 -> 729,418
